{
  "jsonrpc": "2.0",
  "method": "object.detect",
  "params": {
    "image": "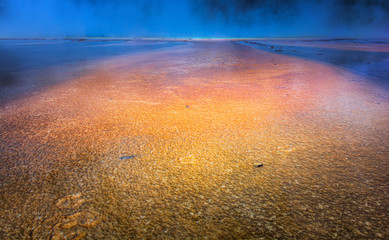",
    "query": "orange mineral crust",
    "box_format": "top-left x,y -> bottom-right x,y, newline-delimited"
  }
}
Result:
0,41 -> 388,239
